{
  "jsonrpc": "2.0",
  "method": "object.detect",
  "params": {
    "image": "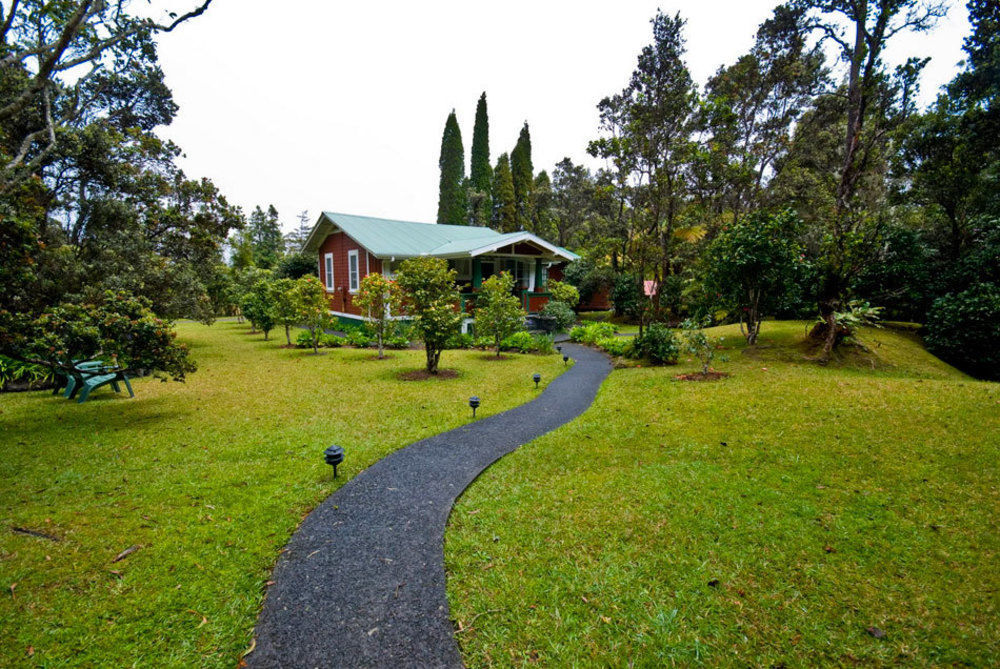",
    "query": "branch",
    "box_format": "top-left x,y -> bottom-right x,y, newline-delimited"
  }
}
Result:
0,0 -> 20,44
